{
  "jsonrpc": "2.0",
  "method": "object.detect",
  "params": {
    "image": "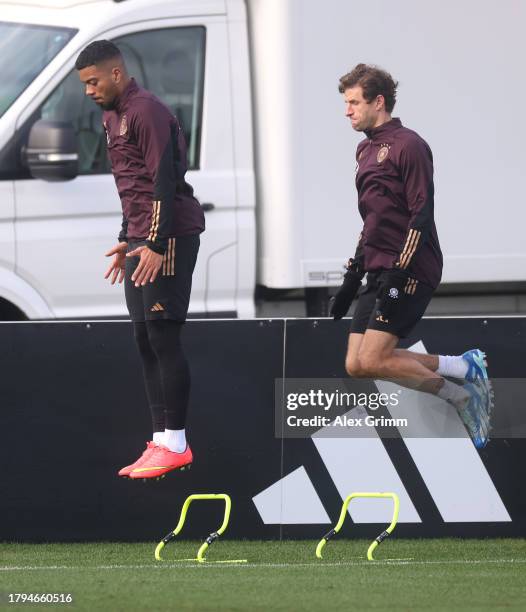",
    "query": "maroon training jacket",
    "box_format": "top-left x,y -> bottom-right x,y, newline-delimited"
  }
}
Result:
103,78 -> 205,254
353,118 -> 443,289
